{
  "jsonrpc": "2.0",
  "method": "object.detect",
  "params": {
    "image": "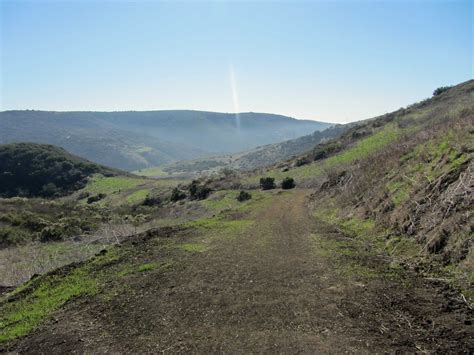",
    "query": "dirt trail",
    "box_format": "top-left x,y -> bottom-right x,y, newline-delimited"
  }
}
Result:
6,189 -> 473,353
